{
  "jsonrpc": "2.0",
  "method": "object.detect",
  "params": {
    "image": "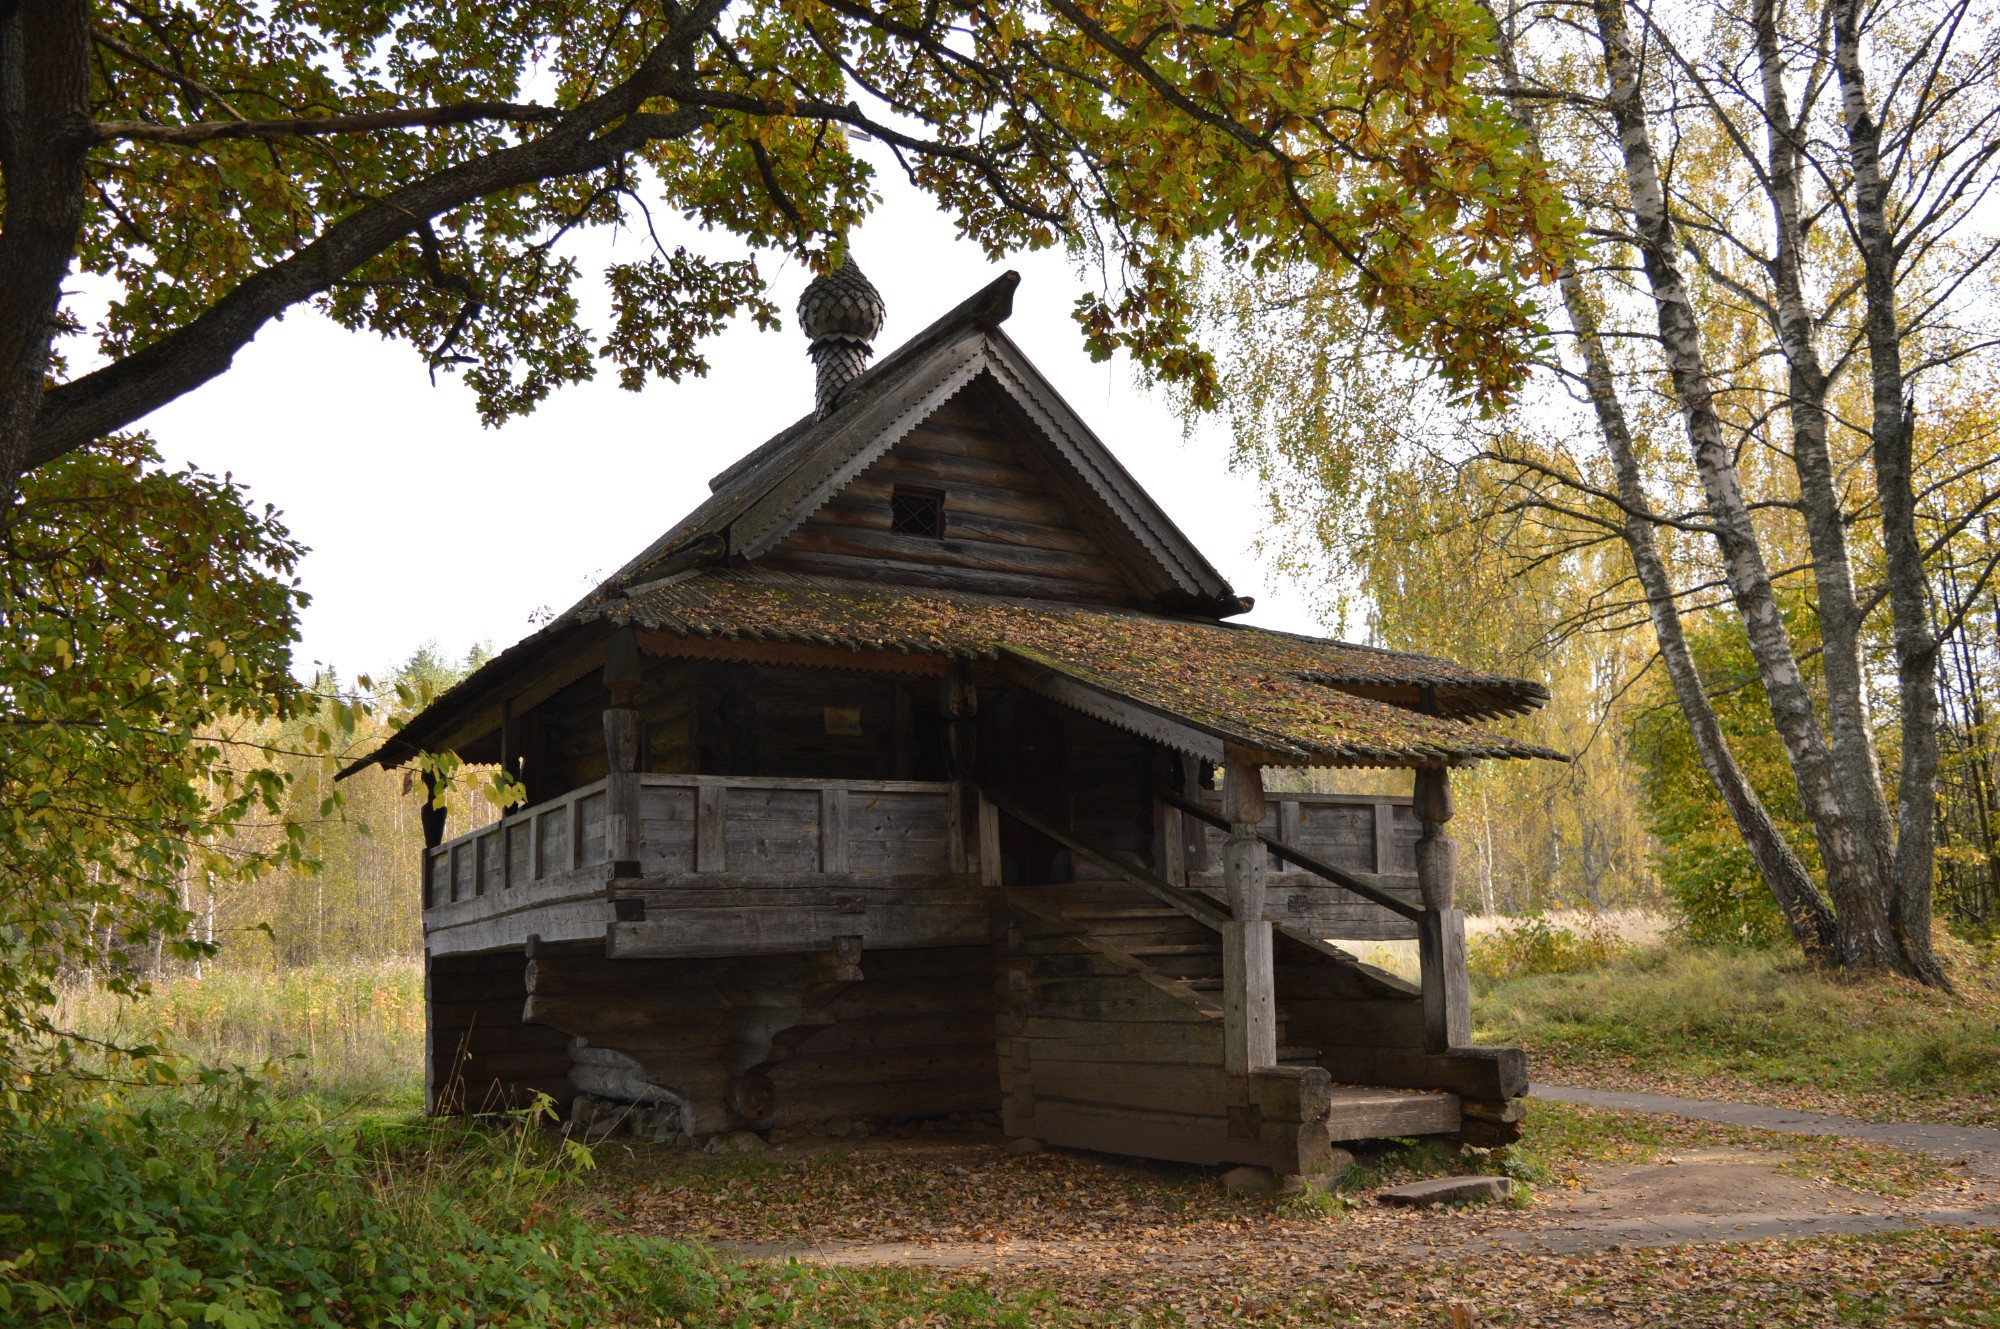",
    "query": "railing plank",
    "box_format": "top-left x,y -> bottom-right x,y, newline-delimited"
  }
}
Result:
696,782 -> 727,872
820,786 -> 848,873
1161,790 -> 1422,922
